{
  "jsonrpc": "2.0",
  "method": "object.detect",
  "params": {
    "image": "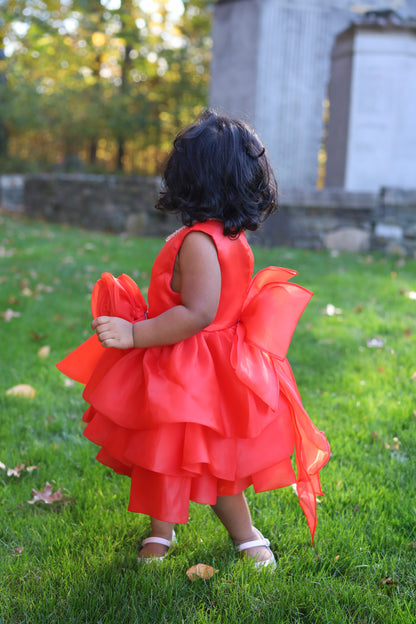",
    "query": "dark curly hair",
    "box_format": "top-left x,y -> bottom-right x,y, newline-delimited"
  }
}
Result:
156,109 -> 278,236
